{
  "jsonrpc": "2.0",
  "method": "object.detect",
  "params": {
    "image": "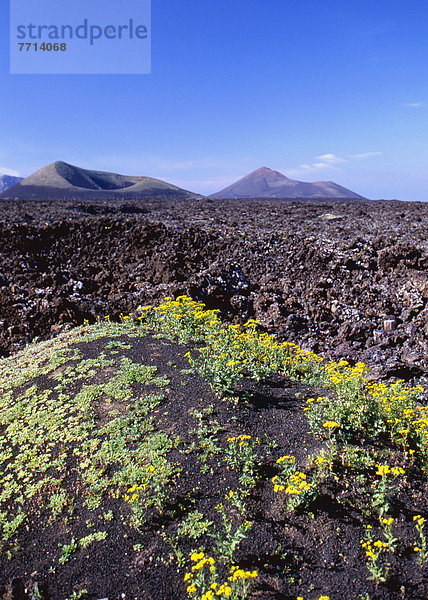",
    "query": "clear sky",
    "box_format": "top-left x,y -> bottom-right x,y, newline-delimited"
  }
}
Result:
2,0 -> 428,200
